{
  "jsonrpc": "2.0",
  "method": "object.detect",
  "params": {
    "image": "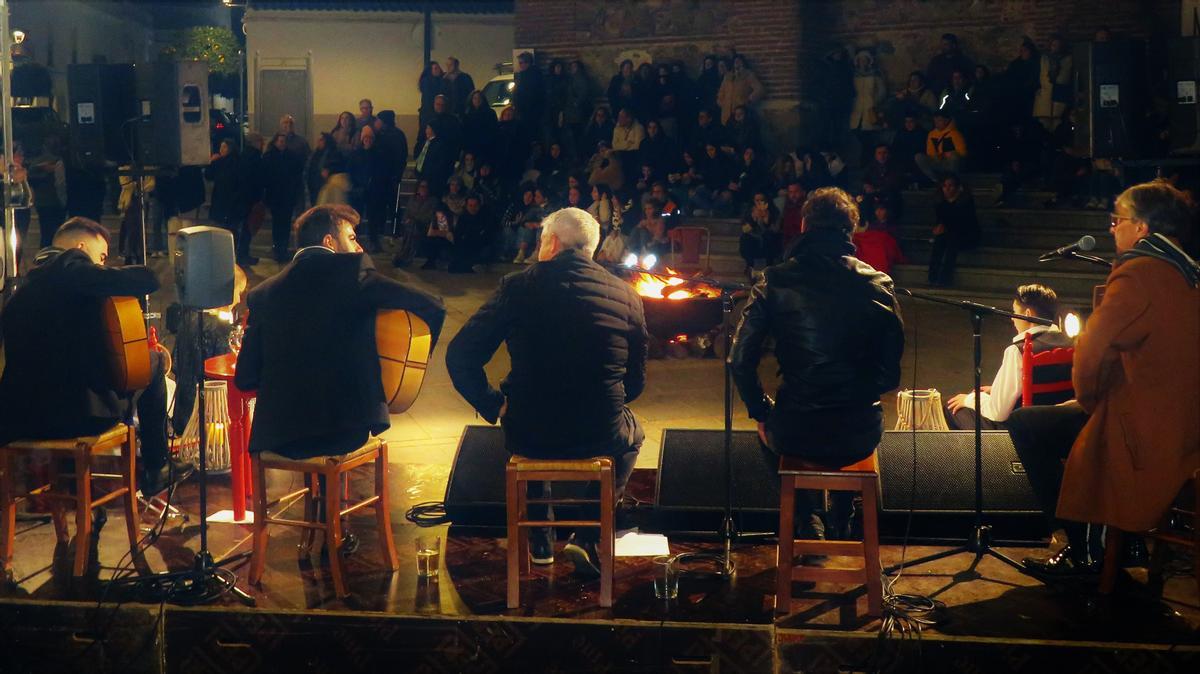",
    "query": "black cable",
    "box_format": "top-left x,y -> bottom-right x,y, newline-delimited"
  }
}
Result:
405,501 -> 450,527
